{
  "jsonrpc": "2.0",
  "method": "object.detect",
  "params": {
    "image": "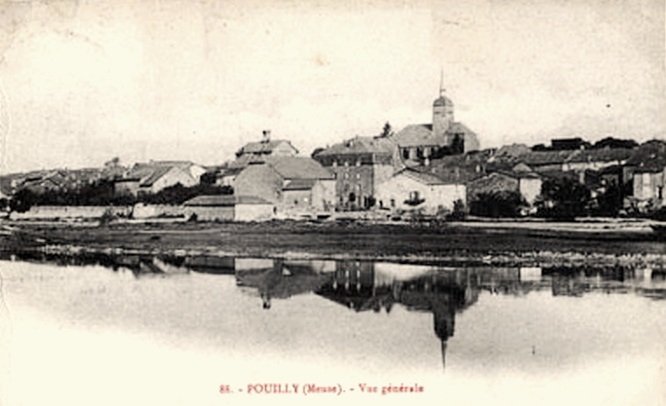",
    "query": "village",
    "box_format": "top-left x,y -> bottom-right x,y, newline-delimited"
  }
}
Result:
1,86 -> 665,225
